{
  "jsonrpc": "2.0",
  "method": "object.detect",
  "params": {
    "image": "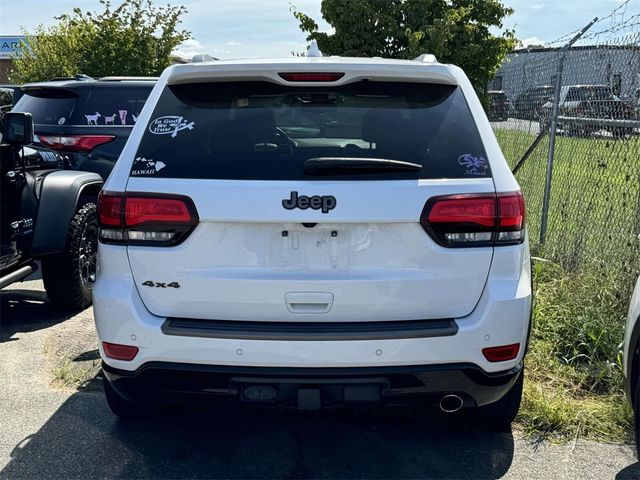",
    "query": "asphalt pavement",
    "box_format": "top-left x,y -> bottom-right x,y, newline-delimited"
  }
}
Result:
1,279 -> 639,479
